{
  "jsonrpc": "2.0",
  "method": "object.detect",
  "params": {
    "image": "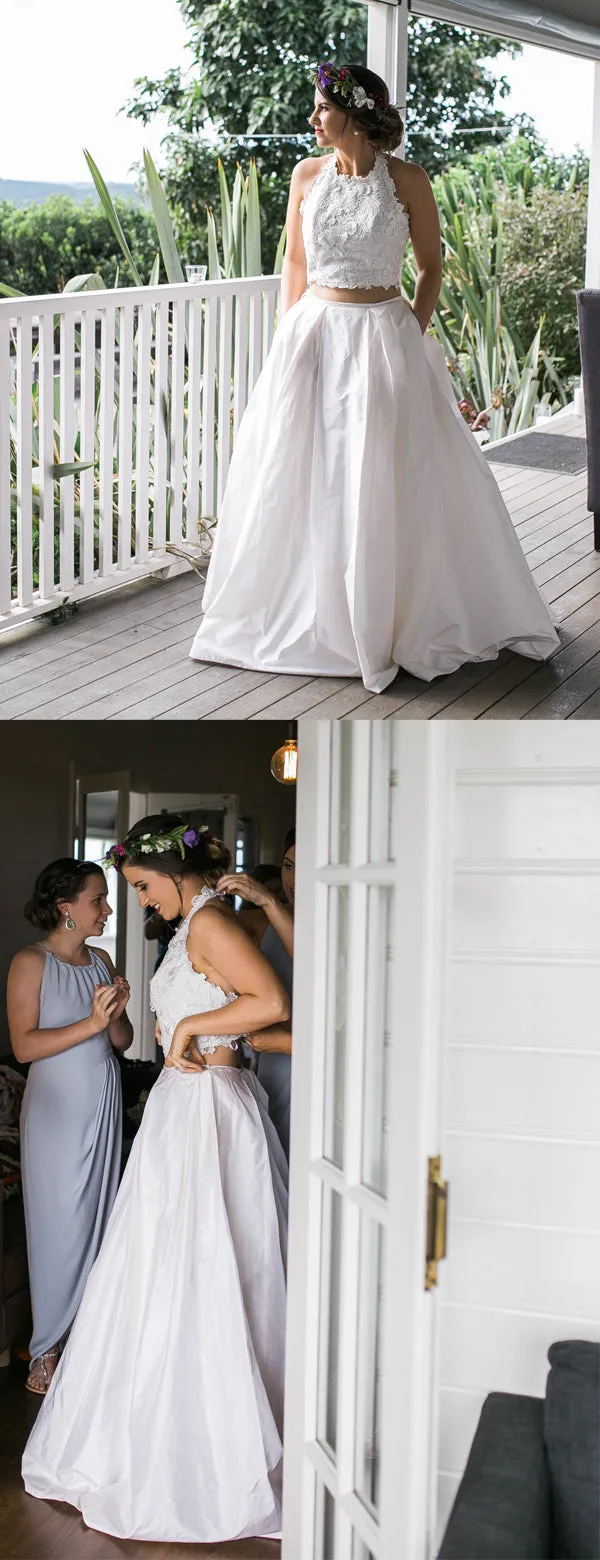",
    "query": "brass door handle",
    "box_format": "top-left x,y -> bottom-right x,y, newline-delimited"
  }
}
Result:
425,1155 -> 448,1291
